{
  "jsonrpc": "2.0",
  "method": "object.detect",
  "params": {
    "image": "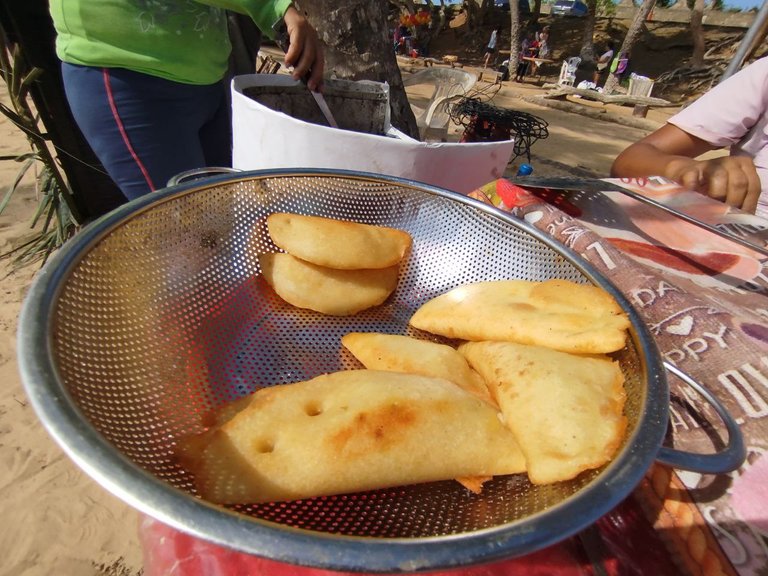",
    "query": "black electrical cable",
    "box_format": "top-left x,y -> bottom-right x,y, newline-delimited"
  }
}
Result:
449,97 -> 549,162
